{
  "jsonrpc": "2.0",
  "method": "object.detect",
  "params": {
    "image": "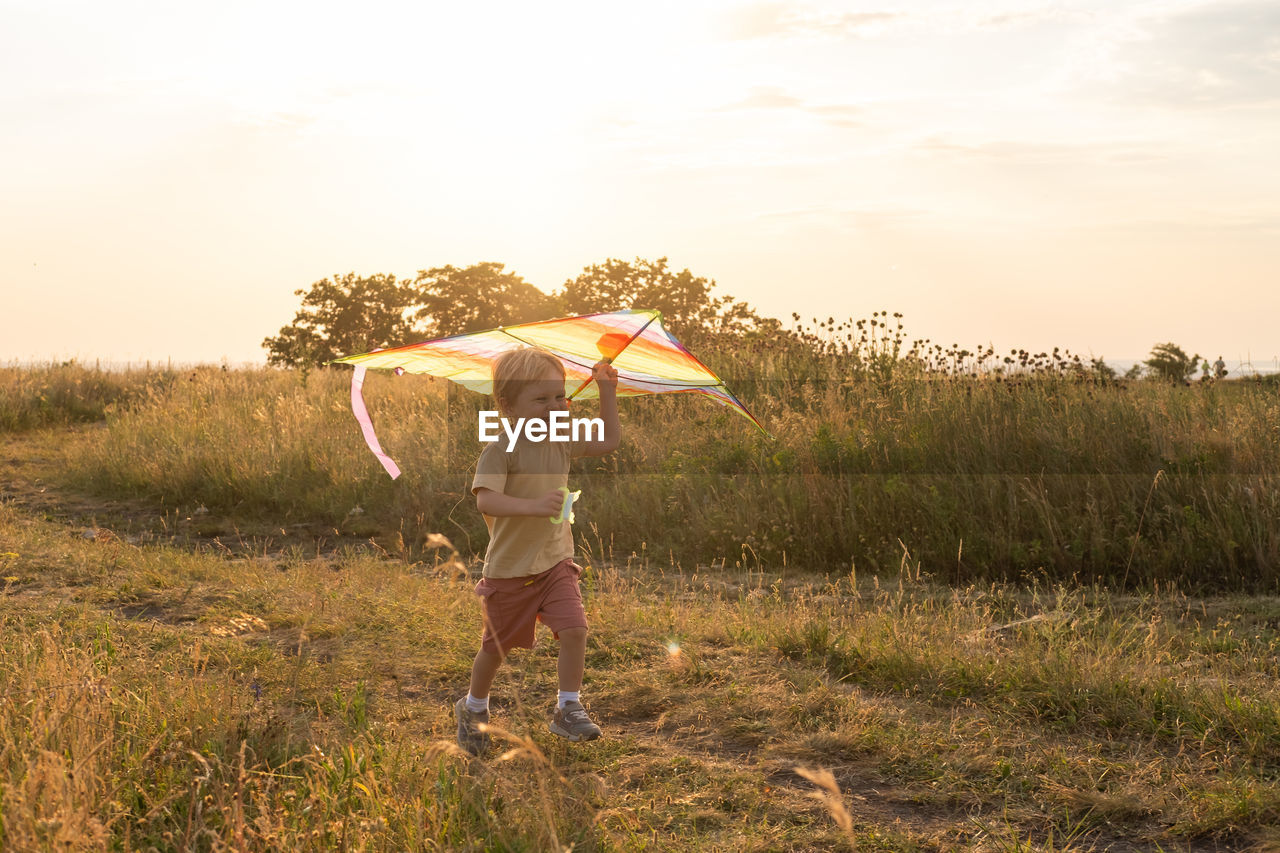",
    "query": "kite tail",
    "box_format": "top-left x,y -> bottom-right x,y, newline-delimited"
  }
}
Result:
350,366 -> 401,479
